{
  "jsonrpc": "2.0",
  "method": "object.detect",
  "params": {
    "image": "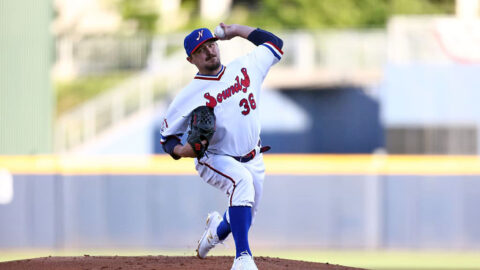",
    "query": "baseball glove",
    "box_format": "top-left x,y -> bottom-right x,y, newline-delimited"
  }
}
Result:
187,106 -> 216,158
